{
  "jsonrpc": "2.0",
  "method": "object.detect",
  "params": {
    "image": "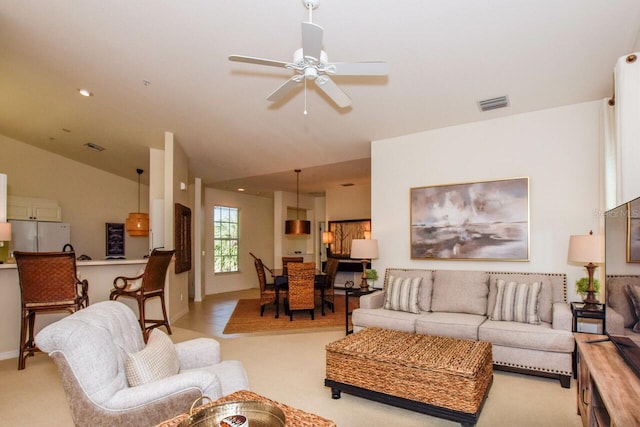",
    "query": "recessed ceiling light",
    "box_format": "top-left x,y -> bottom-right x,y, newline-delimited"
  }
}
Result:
78,88 -> 93,97
237,188 -> 245,192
